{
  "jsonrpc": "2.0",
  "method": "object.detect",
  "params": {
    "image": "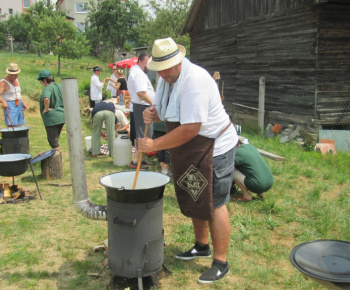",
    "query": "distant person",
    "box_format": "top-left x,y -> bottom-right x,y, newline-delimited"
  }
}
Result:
106,64 -> 119,98
232,137 -> 274,202
105,99 -> 130,135
0,63 -> 27,127
107,67 -> 129,102
90,66 -> 108,106
127,53 -> 155,170
91,101 -> 120,157
36,69 -> 65,150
